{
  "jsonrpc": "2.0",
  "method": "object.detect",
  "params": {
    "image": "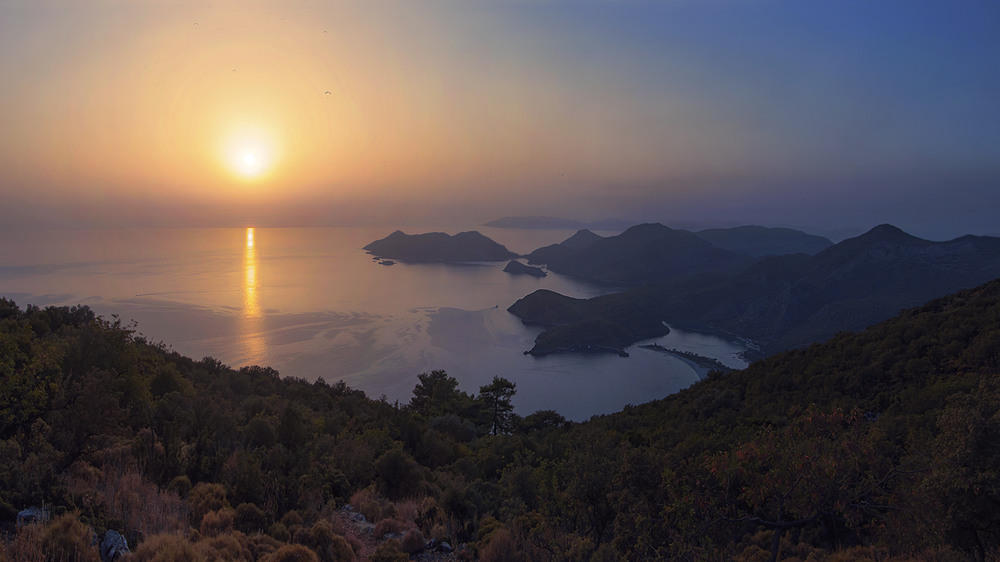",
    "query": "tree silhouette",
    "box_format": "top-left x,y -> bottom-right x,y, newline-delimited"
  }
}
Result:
478,376 -> 517,436
409,370 -> 473,418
